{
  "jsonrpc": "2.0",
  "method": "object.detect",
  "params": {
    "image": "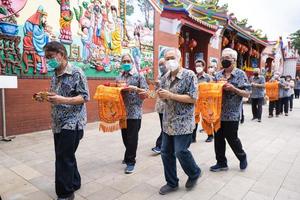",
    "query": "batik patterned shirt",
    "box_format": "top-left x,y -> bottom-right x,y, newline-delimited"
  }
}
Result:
215,68 -> 251,122
197,73 -> 213,83
50,64 -> 90,134
120,71 -> 149,119
160,69 -> 198,136
250,75 -> 265,98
